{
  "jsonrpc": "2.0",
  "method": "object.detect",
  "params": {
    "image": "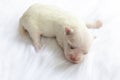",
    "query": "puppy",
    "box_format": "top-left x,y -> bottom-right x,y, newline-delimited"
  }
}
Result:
19,4 -> 102,63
